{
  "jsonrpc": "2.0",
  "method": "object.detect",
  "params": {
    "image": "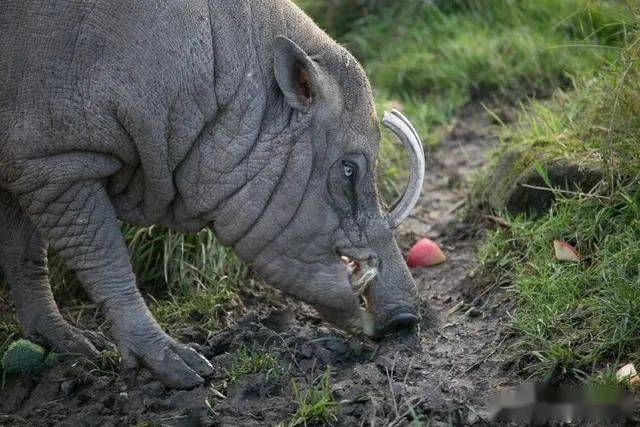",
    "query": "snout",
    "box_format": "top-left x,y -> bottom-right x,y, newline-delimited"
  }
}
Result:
360,220 -> 422,339
376,309 -> 420,337
366,296 -> 421,339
